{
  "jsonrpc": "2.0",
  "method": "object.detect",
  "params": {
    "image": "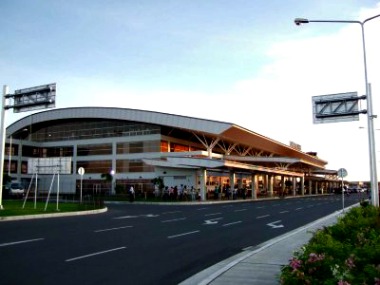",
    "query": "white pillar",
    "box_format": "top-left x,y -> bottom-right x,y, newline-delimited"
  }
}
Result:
269,175 -> 274,197
292,177 -> 297,196
200,168 -> 207,201
229,171 -> 235,199
251,173 -> 257,200
281,175 -> 285,196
